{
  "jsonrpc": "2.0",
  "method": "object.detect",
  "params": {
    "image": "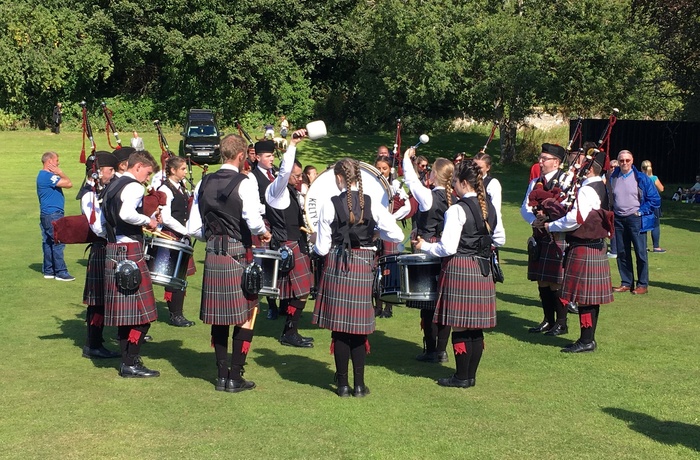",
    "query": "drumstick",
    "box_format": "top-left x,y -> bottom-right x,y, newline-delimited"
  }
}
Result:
143,228 -> 178,241
300,226 -> 314,234
242,306 -> 259,330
